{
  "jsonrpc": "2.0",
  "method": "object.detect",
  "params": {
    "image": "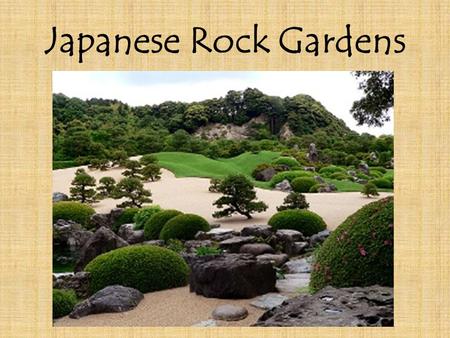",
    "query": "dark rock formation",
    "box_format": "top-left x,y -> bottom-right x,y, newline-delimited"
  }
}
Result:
53,220 -> 93,264
240,225 -> 273,239
308,143 -> 318,163
53,272 -> 90,299
273,180 -> 292,192
239,243 -> 274,256
219,236 -> 255,253
256,254 -> 289,267
90,208 -> 124,230
309,229 -> 331,247
117,223 -> 144,244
